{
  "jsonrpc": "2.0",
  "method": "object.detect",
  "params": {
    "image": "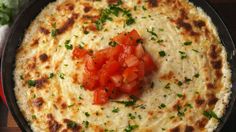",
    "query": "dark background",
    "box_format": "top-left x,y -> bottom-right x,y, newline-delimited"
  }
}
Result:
0,0 -> 236,131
